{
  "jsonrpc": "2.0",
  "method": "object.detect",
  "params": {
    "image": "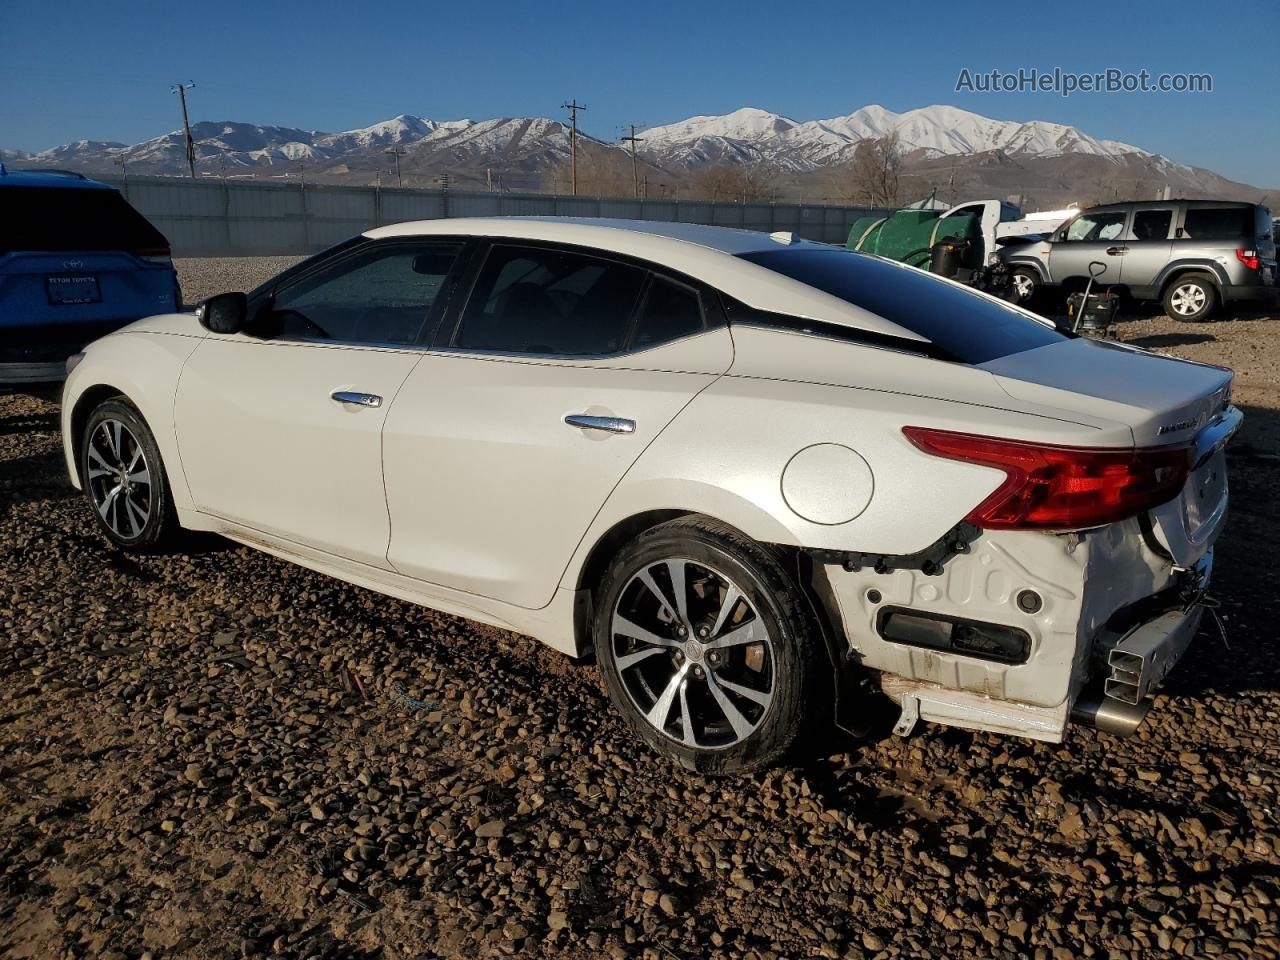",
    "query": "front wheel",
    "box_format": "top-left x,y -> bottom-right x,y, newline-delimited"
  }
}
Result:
594,517 -> 820,774
80,397 -> 179,551
1163,275 -> 1218,322
1009,267 -> 1040,307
